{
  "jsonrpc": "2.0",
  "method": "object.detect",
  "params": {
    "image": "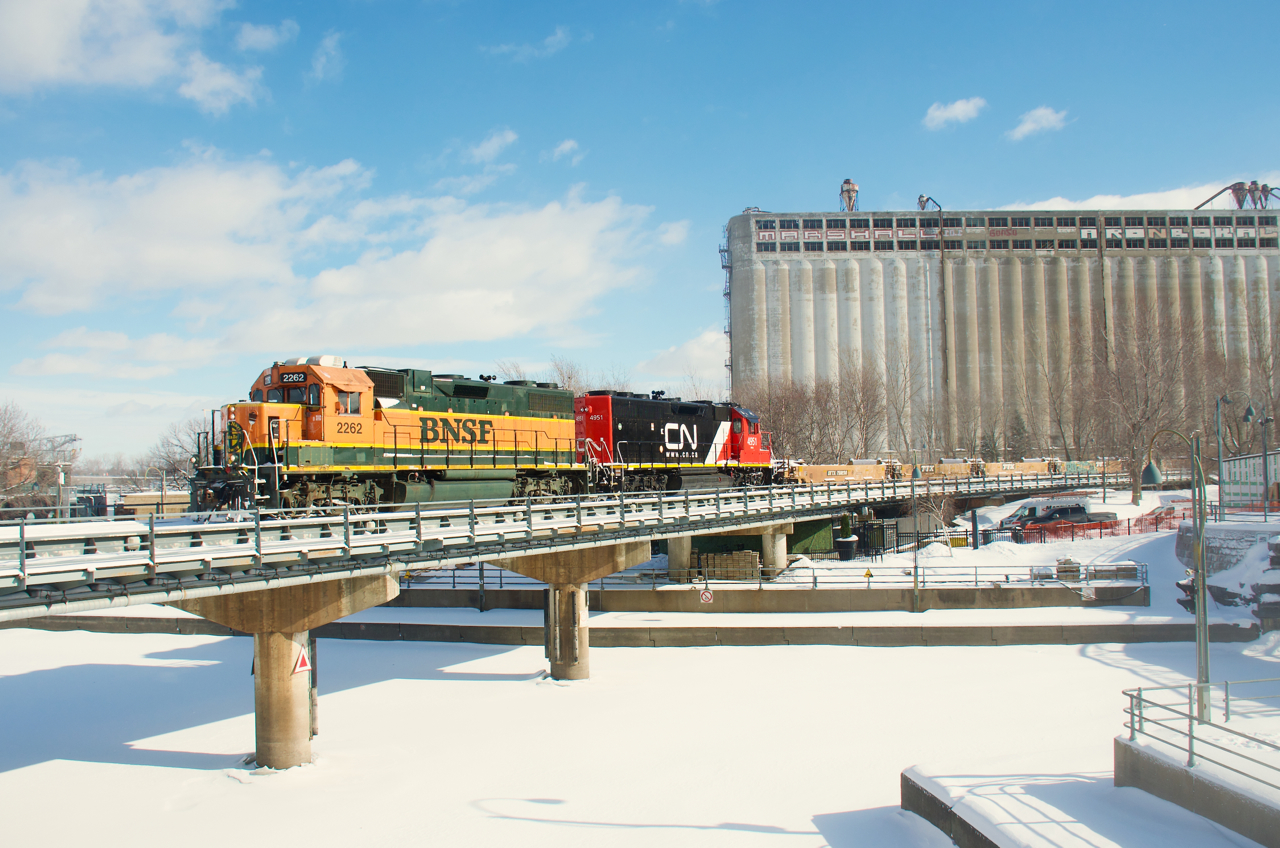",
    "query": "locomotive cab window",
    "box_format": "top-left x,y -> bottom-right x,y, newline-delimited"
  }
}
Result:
267,388 -> 283,403
307,384 -> 320,406
286,387 -> 305,404
336,391 -> 361,415
251,389 -> 263,402
732,419 -> 743,434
